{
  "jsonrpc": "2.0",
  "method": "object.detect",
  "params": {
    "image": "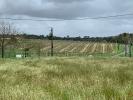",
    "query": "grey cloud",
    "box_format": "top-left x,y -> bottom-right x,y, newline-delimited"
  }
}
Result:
109,0 -> 133,13
0,0 -> 93,19
0,0 -> 109,19
46,0 -> 91,3
0,0 -> 132,19
0,0 -> 133,37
